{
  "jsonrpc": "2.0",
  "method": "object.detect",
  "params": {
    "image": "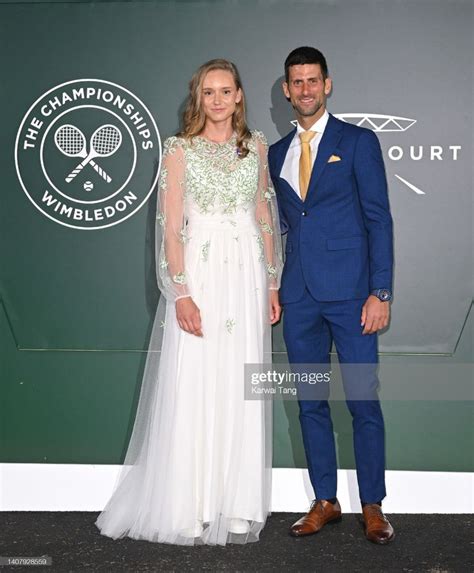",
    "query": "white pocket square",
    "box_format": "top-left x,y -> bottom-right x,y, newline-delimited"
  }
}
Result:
328,154 -> 341,163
